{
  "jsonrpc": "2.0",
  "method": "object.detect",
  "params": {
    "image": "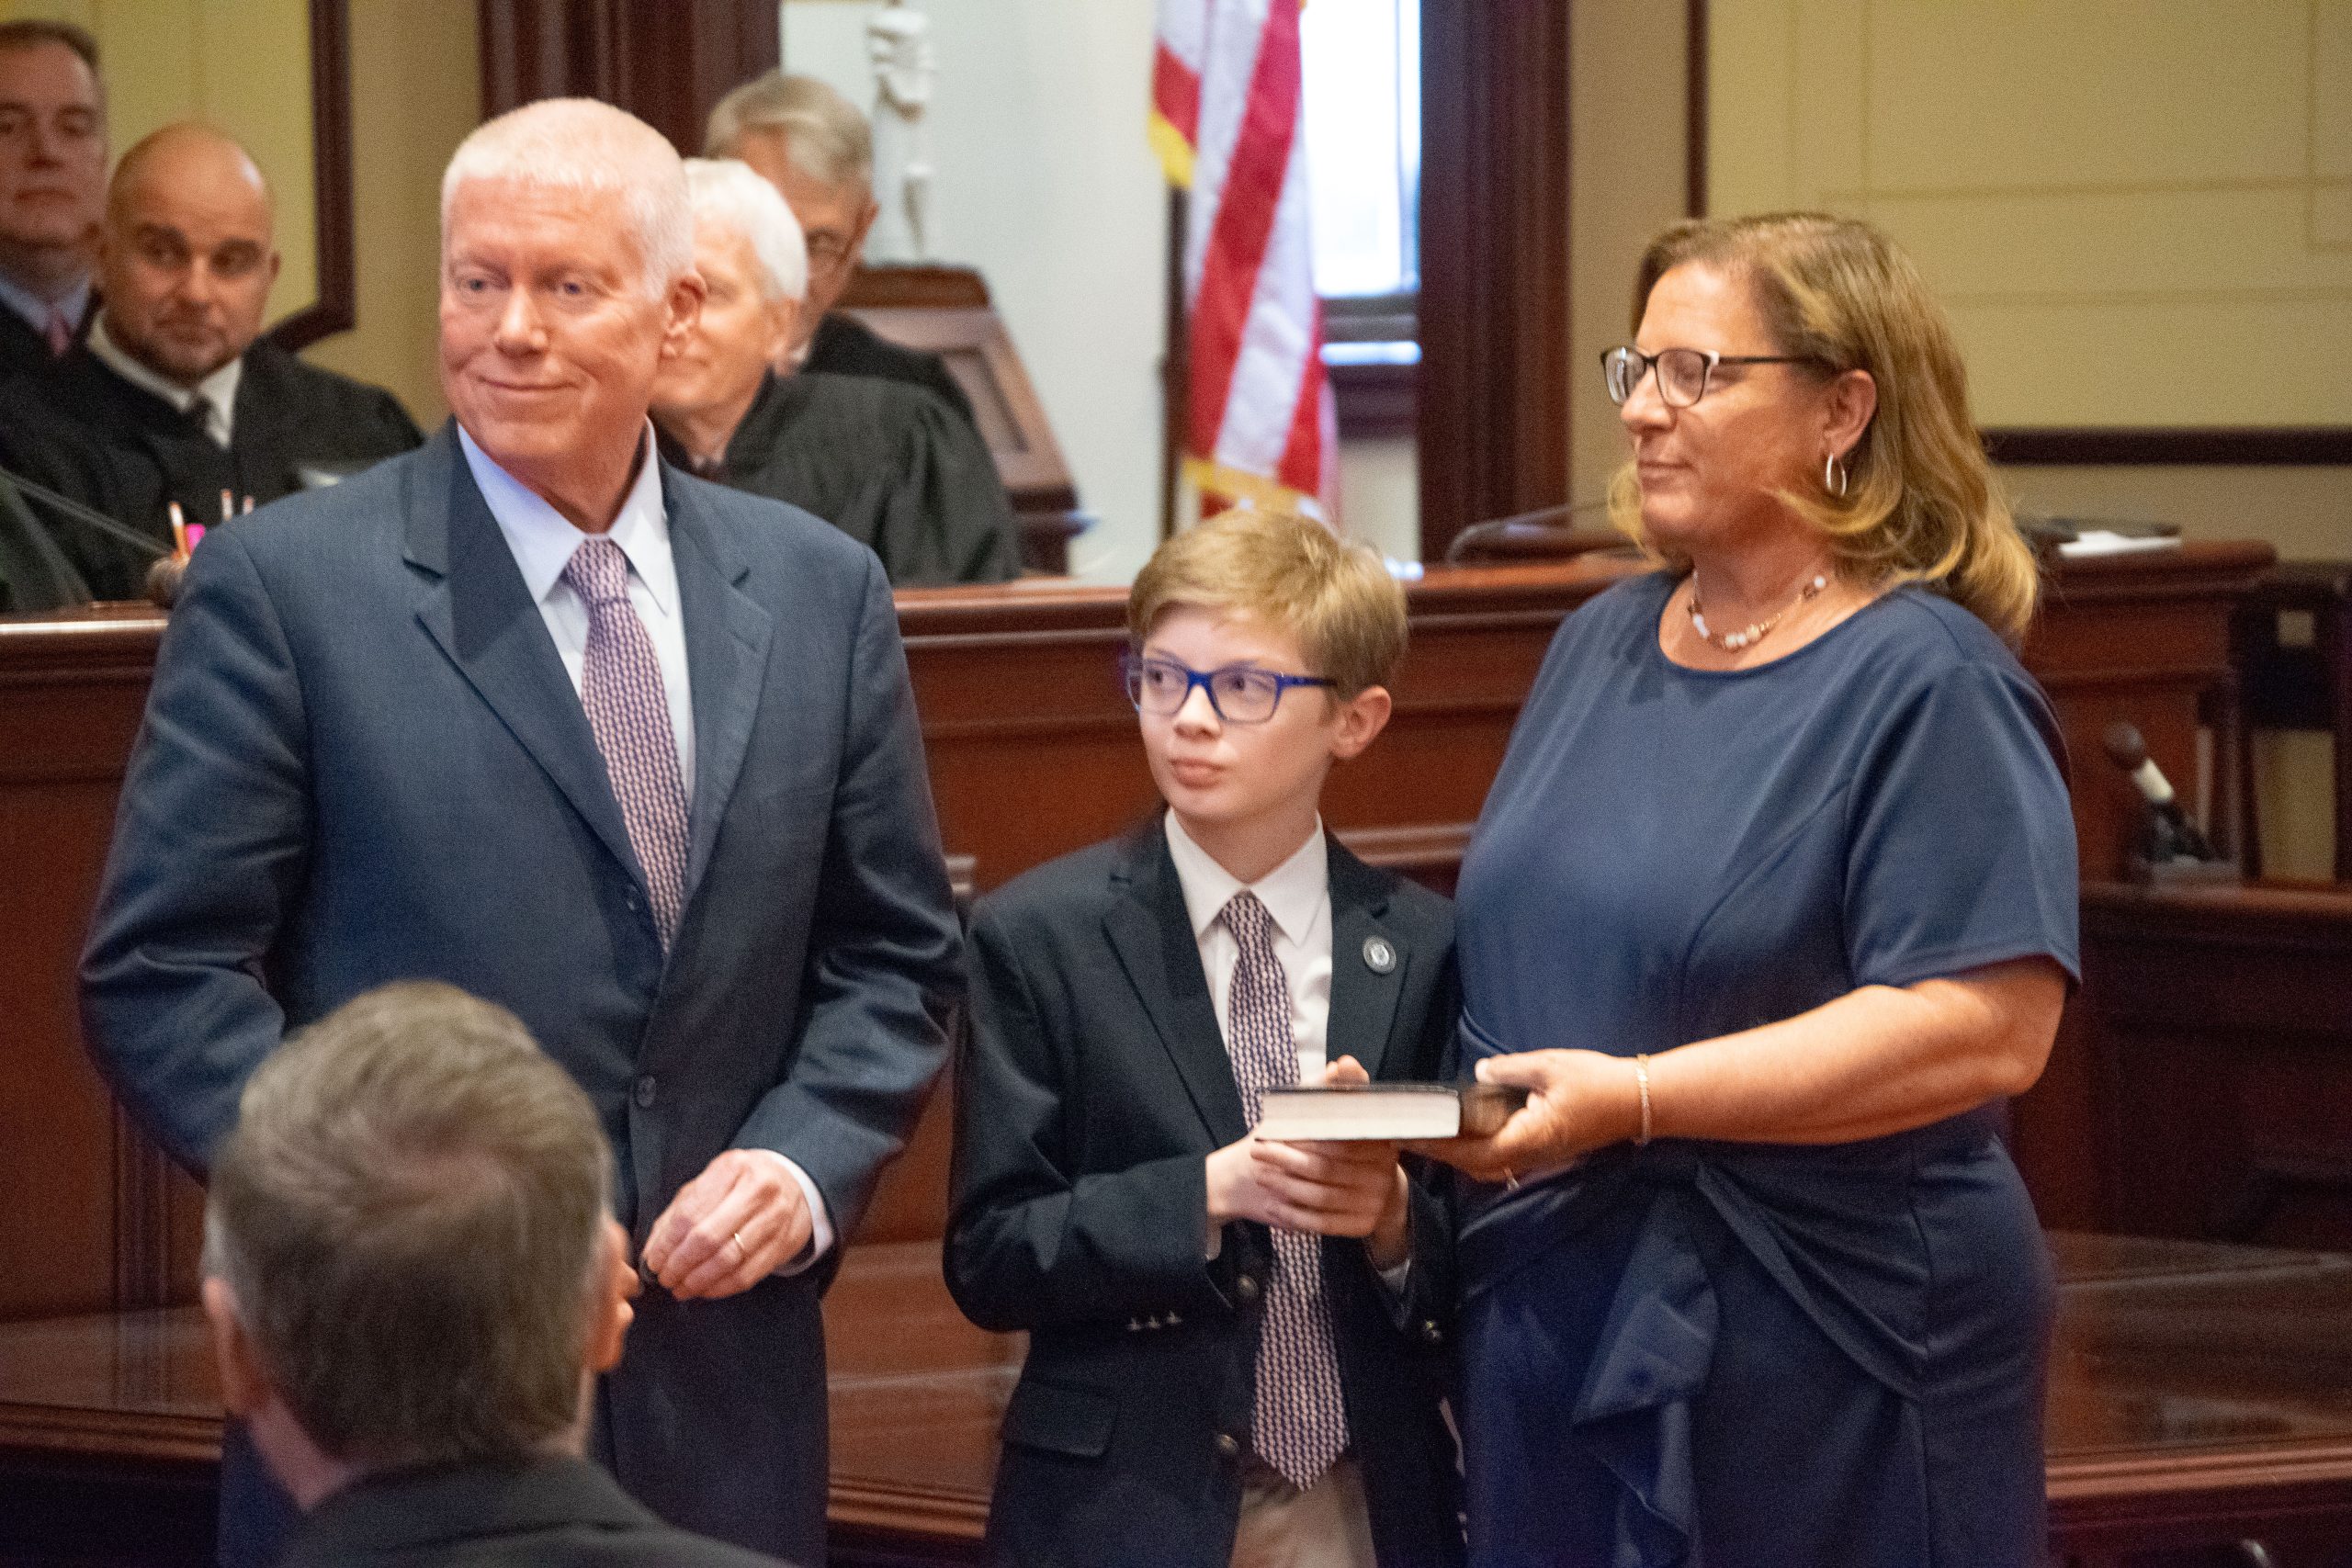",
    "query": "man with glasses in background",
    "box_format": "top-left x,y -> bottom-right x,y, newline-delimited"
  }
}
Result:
704,70 -> 978,430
